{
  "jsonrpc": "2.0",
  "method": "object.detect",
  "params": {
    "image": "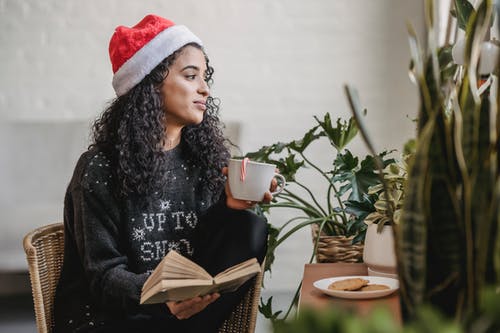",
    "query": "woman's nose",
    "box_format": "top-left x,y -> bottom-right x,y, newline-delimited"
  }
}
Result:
198,79 -> 209,96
